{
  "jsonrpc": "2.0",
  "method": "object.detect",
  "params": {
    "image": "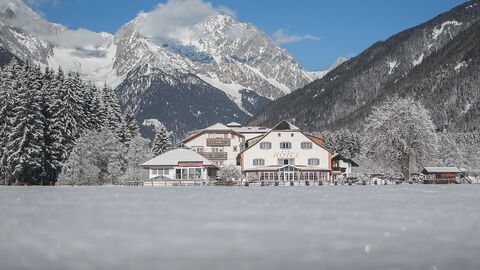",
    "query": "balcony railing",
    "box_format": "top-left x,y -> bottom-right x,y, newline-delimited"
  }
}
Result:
332,167 -> 347,173
199,152 -> 228,160
206,138 -> 231,147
